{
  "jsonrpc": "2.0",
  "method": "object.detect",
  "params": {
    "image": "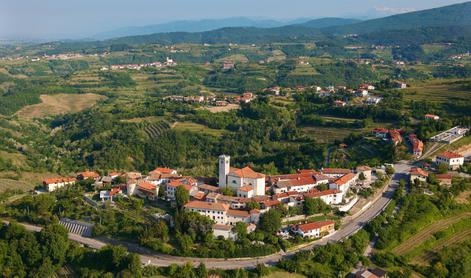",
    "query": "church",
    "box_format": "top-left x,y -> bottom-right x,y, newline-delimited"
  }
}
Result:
218,155 -> 266,196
